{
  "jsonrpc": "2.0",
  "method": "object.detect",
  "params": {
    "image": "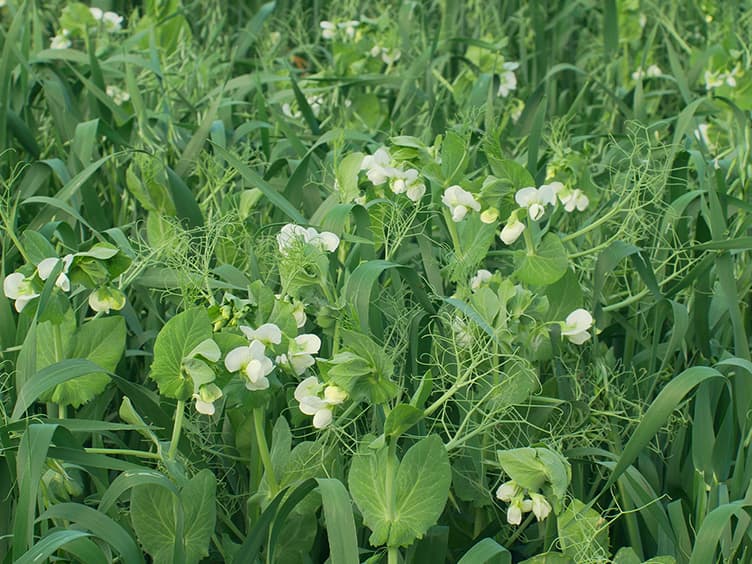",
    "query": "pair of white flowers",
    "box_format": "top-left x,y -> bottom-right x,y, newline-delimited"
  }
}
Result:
497,62 -> 520,98
369,45 -> 401,65
496,481 -> 552,525
704,66 -> 741,90
50,7 -> 123,49
277,224 -> 340,255
320,19 -> 359,40
361,148 -> 426,203
294,376 -> 347,429
4,255 -> 124,314
282,94 -> 324,120
442,185 -> 482,222
500,182 -> 589,245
